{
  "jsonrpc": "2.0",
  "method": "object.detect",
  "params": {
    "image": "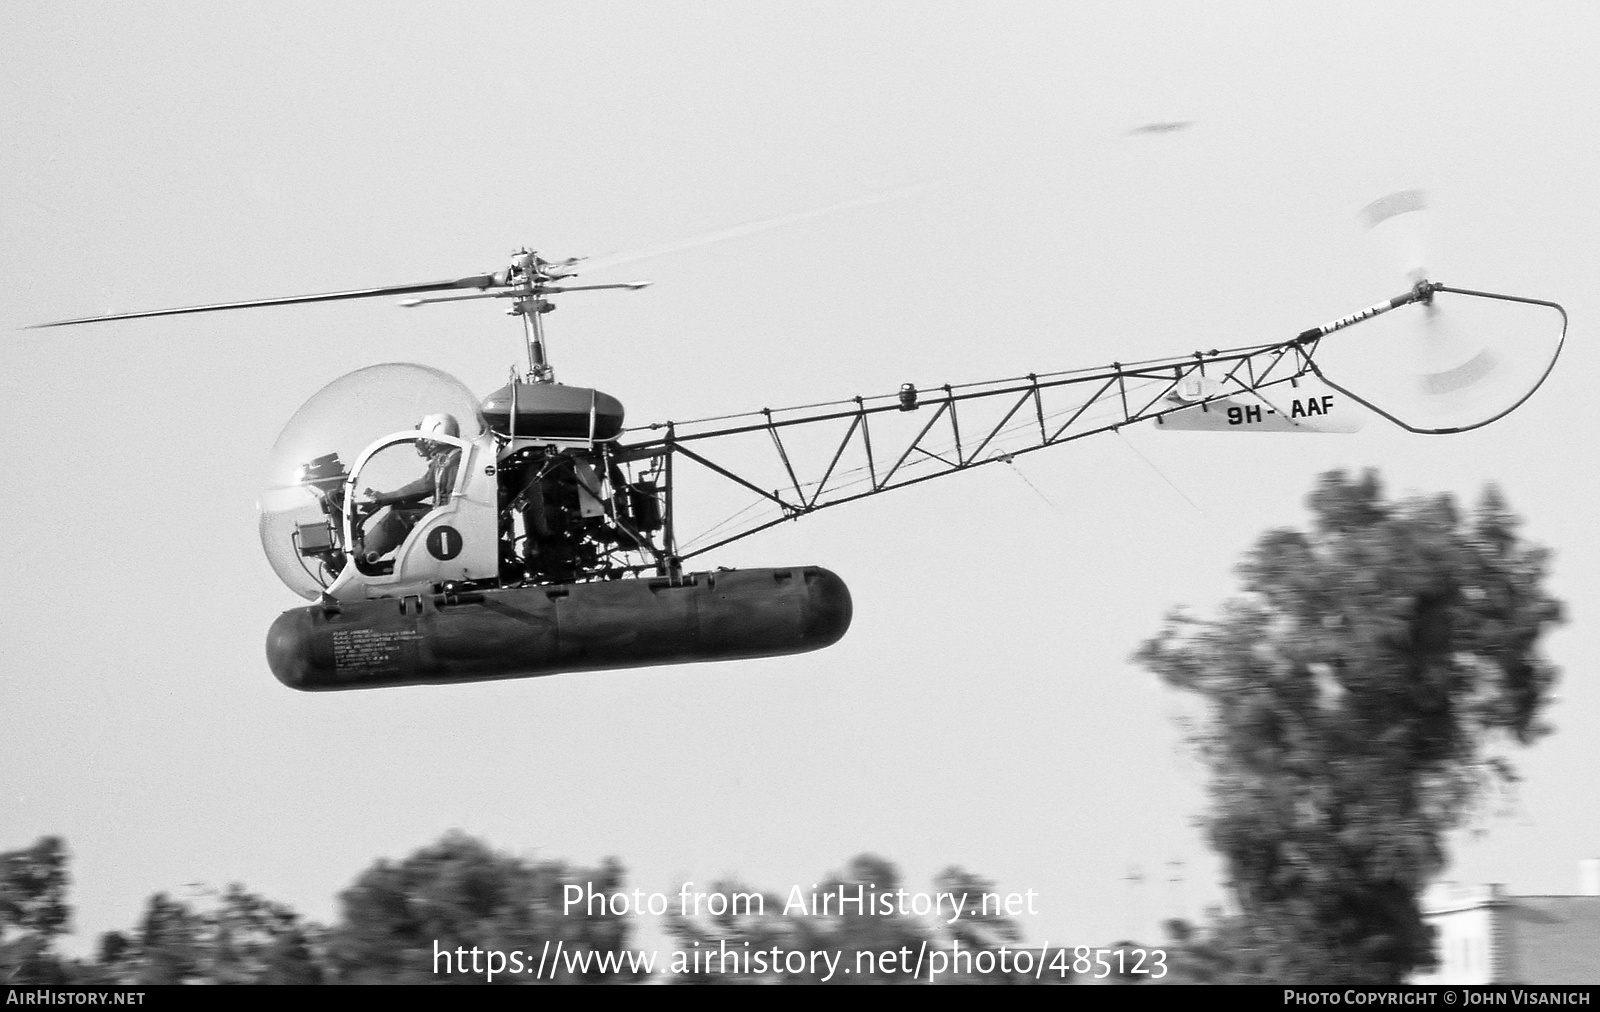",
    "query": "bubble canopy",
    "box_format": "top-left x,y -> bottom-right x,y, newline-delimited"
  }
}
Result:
259,363 -> 486,598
